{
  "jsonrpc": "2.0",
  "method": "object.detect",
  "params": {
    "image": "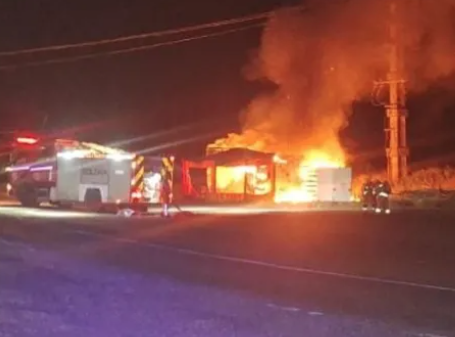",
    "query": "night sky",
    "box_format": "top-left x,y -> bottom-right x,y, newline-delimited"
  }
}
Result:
0,0 -> 454,169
